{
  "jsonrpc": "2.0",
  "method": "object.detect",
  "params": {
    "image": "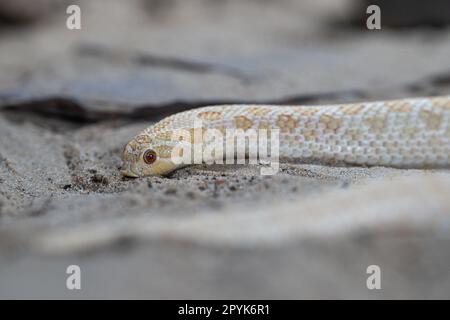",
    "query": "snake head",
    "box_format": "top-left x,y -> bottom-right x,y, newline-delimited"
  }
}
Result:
121,135 -> 181,177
